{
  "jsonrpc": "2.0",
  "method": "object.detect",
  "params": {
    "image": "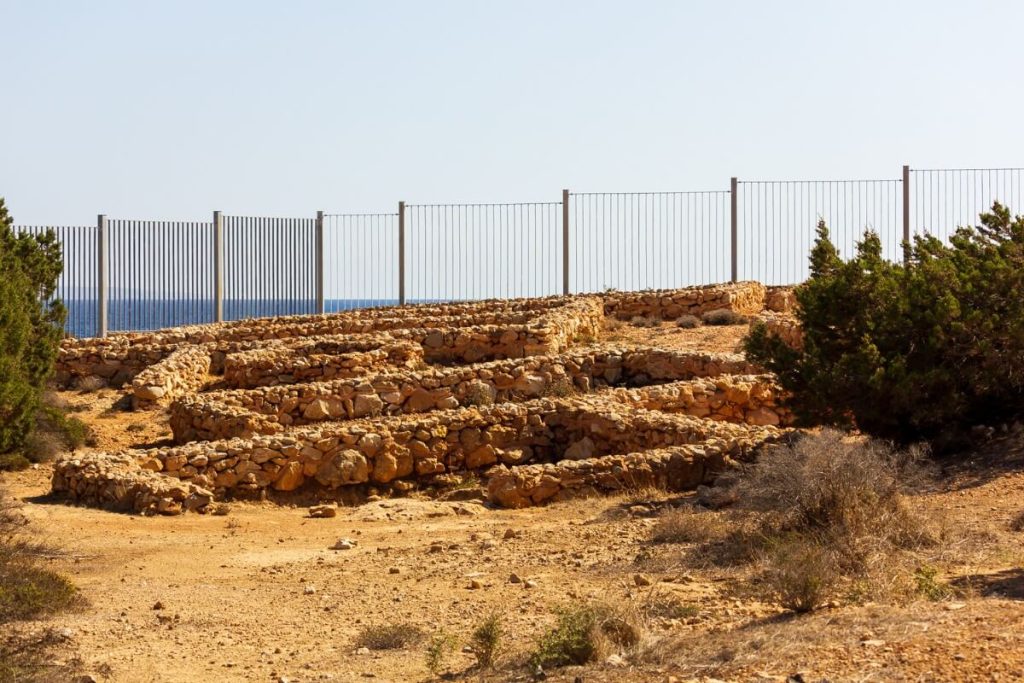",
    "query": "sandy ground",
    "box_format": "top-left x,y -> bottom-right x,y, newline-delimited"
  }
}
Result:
4,321 -> 1024,682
